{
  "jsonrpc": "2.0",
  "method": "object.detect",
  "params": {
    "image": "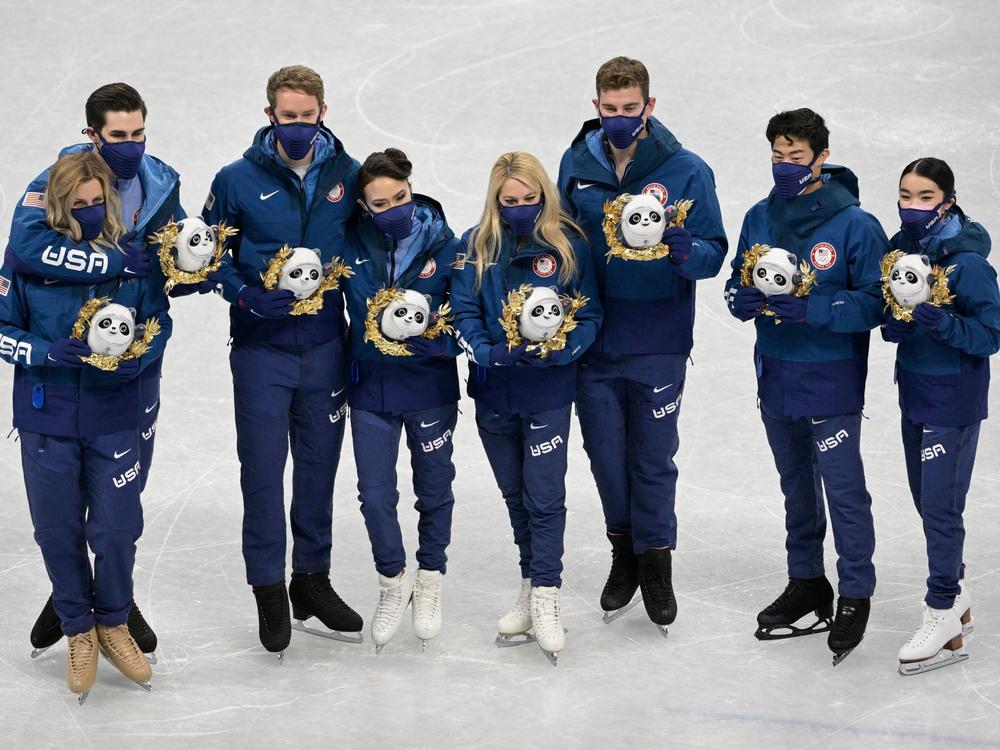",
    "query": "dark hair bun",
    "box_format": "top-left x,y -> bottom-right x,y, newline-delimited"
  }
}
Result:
358,148 -> 413,192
